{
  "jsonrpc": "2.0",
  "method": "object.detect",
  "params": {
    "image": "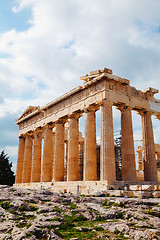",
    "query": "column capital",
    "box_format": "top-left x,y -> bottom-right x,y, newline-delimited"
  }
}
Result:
84,104 -> 99,113
116,104 -> 132,112
19,135 -> 25,139
100,99 -> 113,107
137,109 -> 153,116
55,118 -> 66,124
24,131 -> 34,137
35,126 -> 44,133
136,146 -> 144,153
155,114 -> 160,120
46,122 -> 55,128
68,112 -> 82,119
